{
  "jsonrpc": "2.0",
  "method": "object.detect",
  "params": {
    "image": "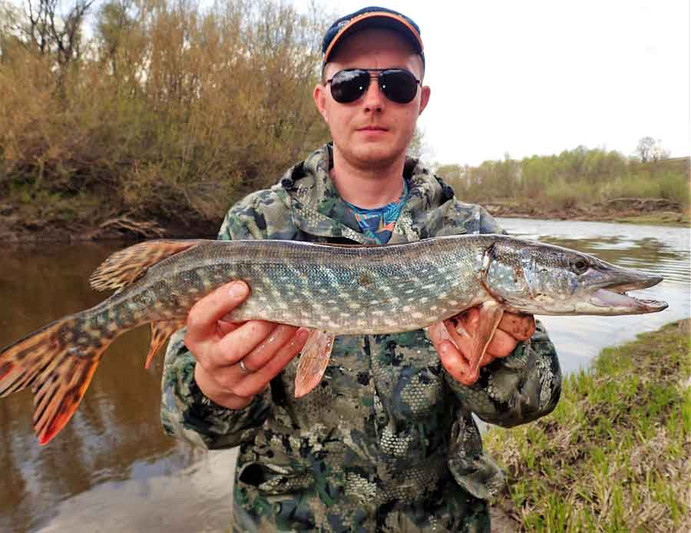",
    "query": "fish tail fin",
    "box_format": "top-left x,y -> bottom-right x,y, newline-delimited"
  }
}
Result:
0,314 -> 111,445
